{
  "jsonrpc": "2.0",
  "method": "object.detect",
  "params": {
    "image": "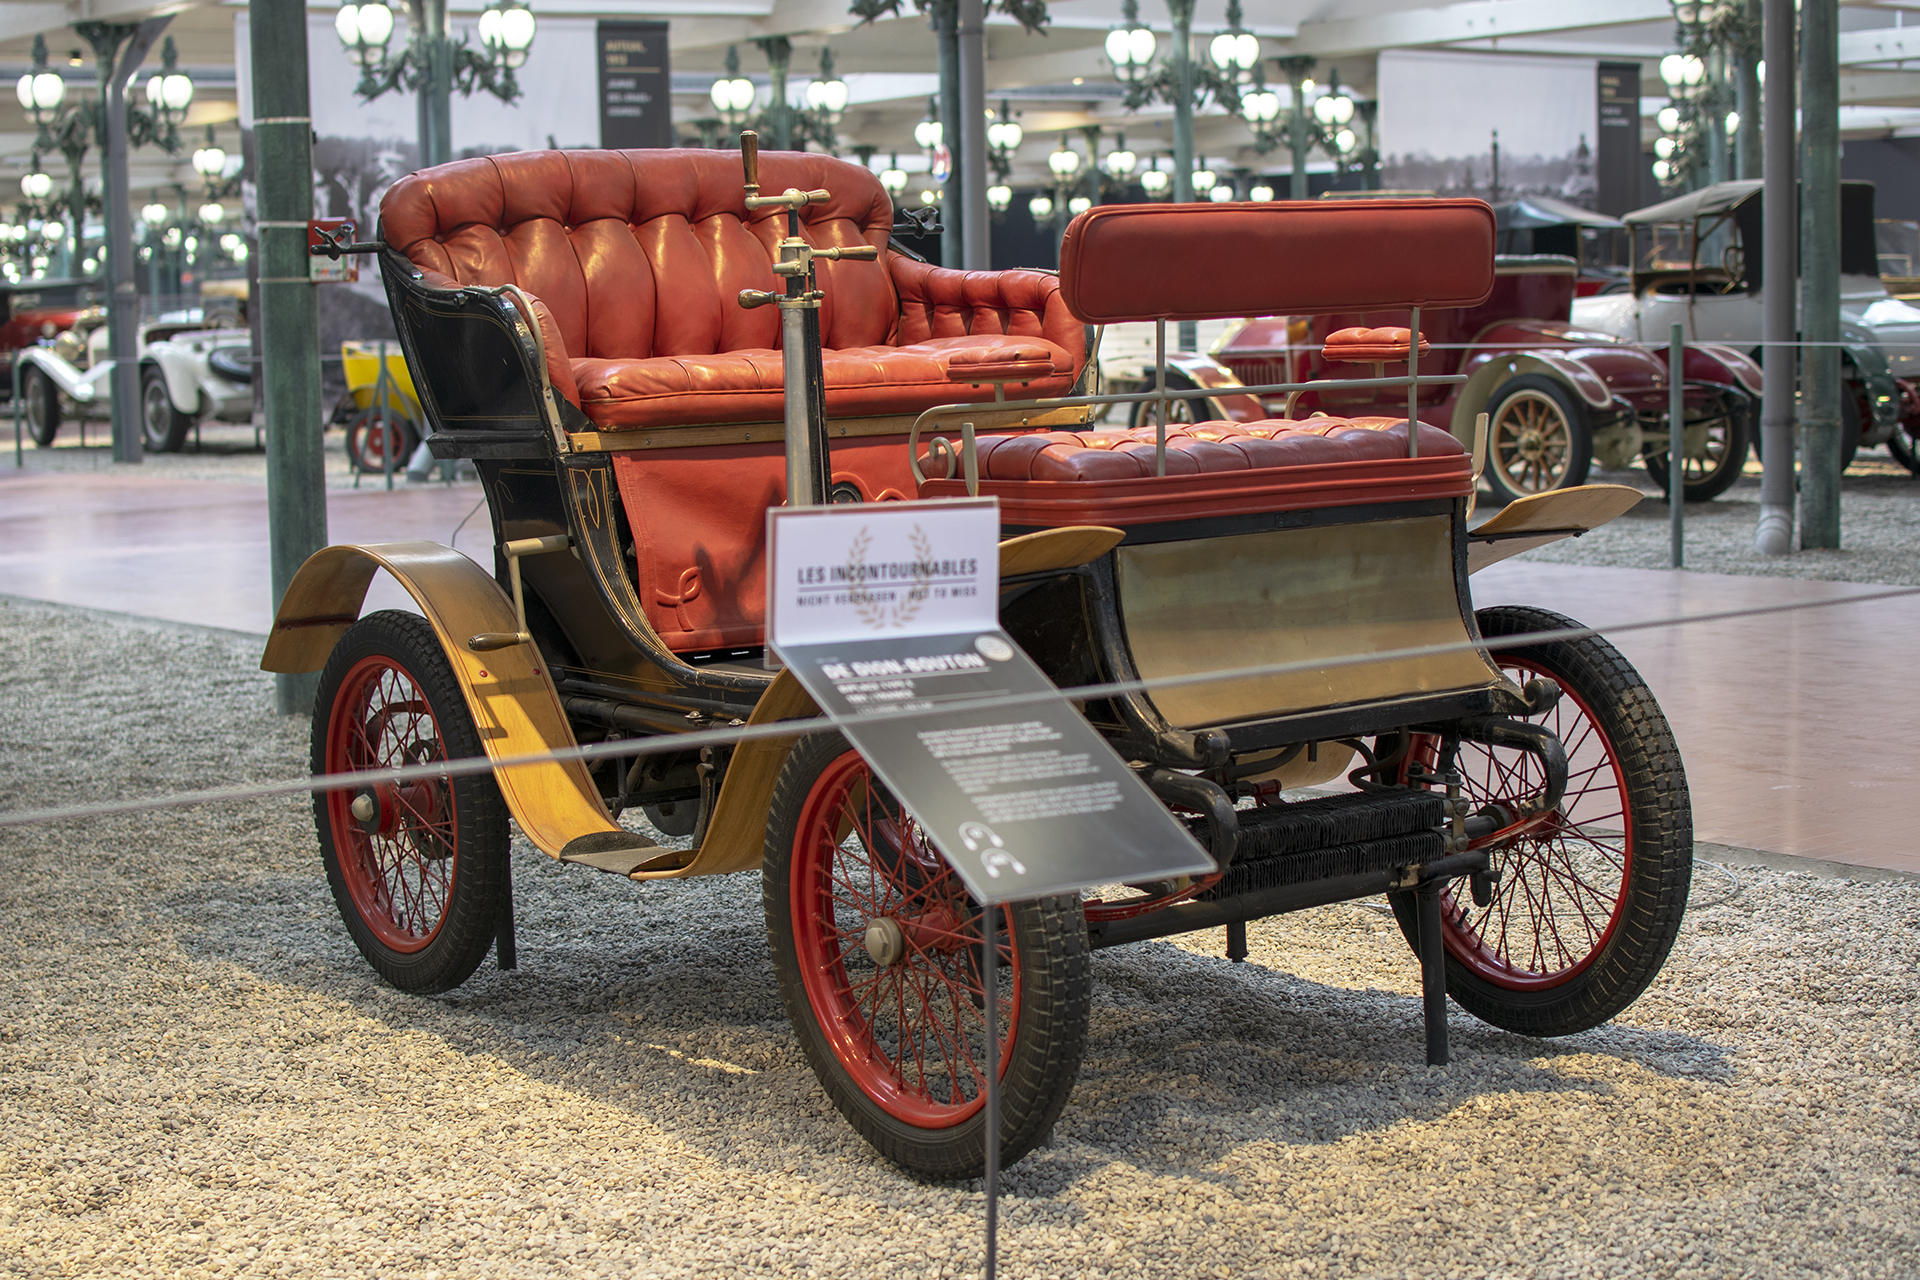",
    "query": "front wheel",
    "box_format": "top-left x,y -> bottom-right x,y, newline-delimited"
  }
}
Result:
312,610 -> 509,994
1483,375 -> 1592,504
1890,420 -> 1920,475
1127,371 -> 1214,429
141,367 -> 193,453
1642,389 -> 1750,502
1392,605 -> 1692,1037
763,734 -> 1092,1179
22,366 -> 59,447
